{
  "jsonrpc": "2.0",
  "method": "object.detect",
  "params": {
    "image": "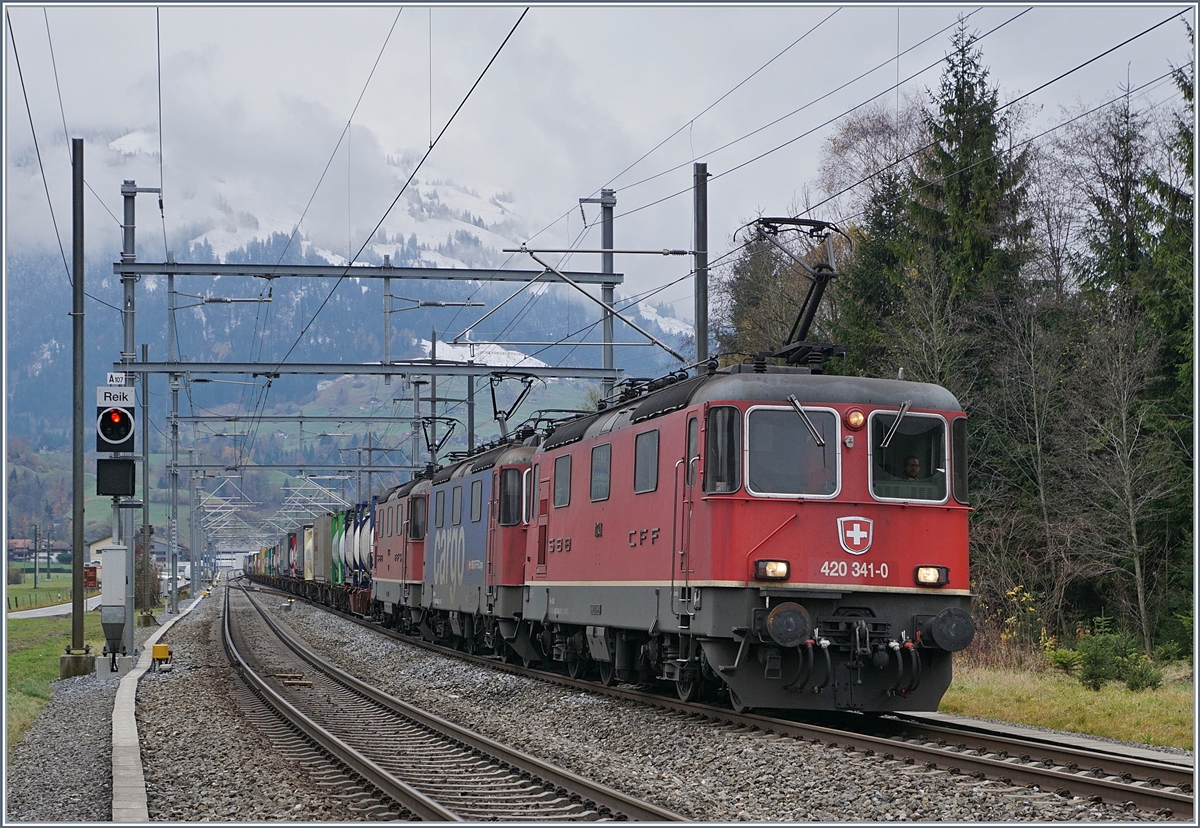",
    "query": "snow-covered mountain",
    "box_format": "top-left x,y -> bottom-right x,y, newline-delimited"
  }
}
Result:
6,130 -> 695,446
